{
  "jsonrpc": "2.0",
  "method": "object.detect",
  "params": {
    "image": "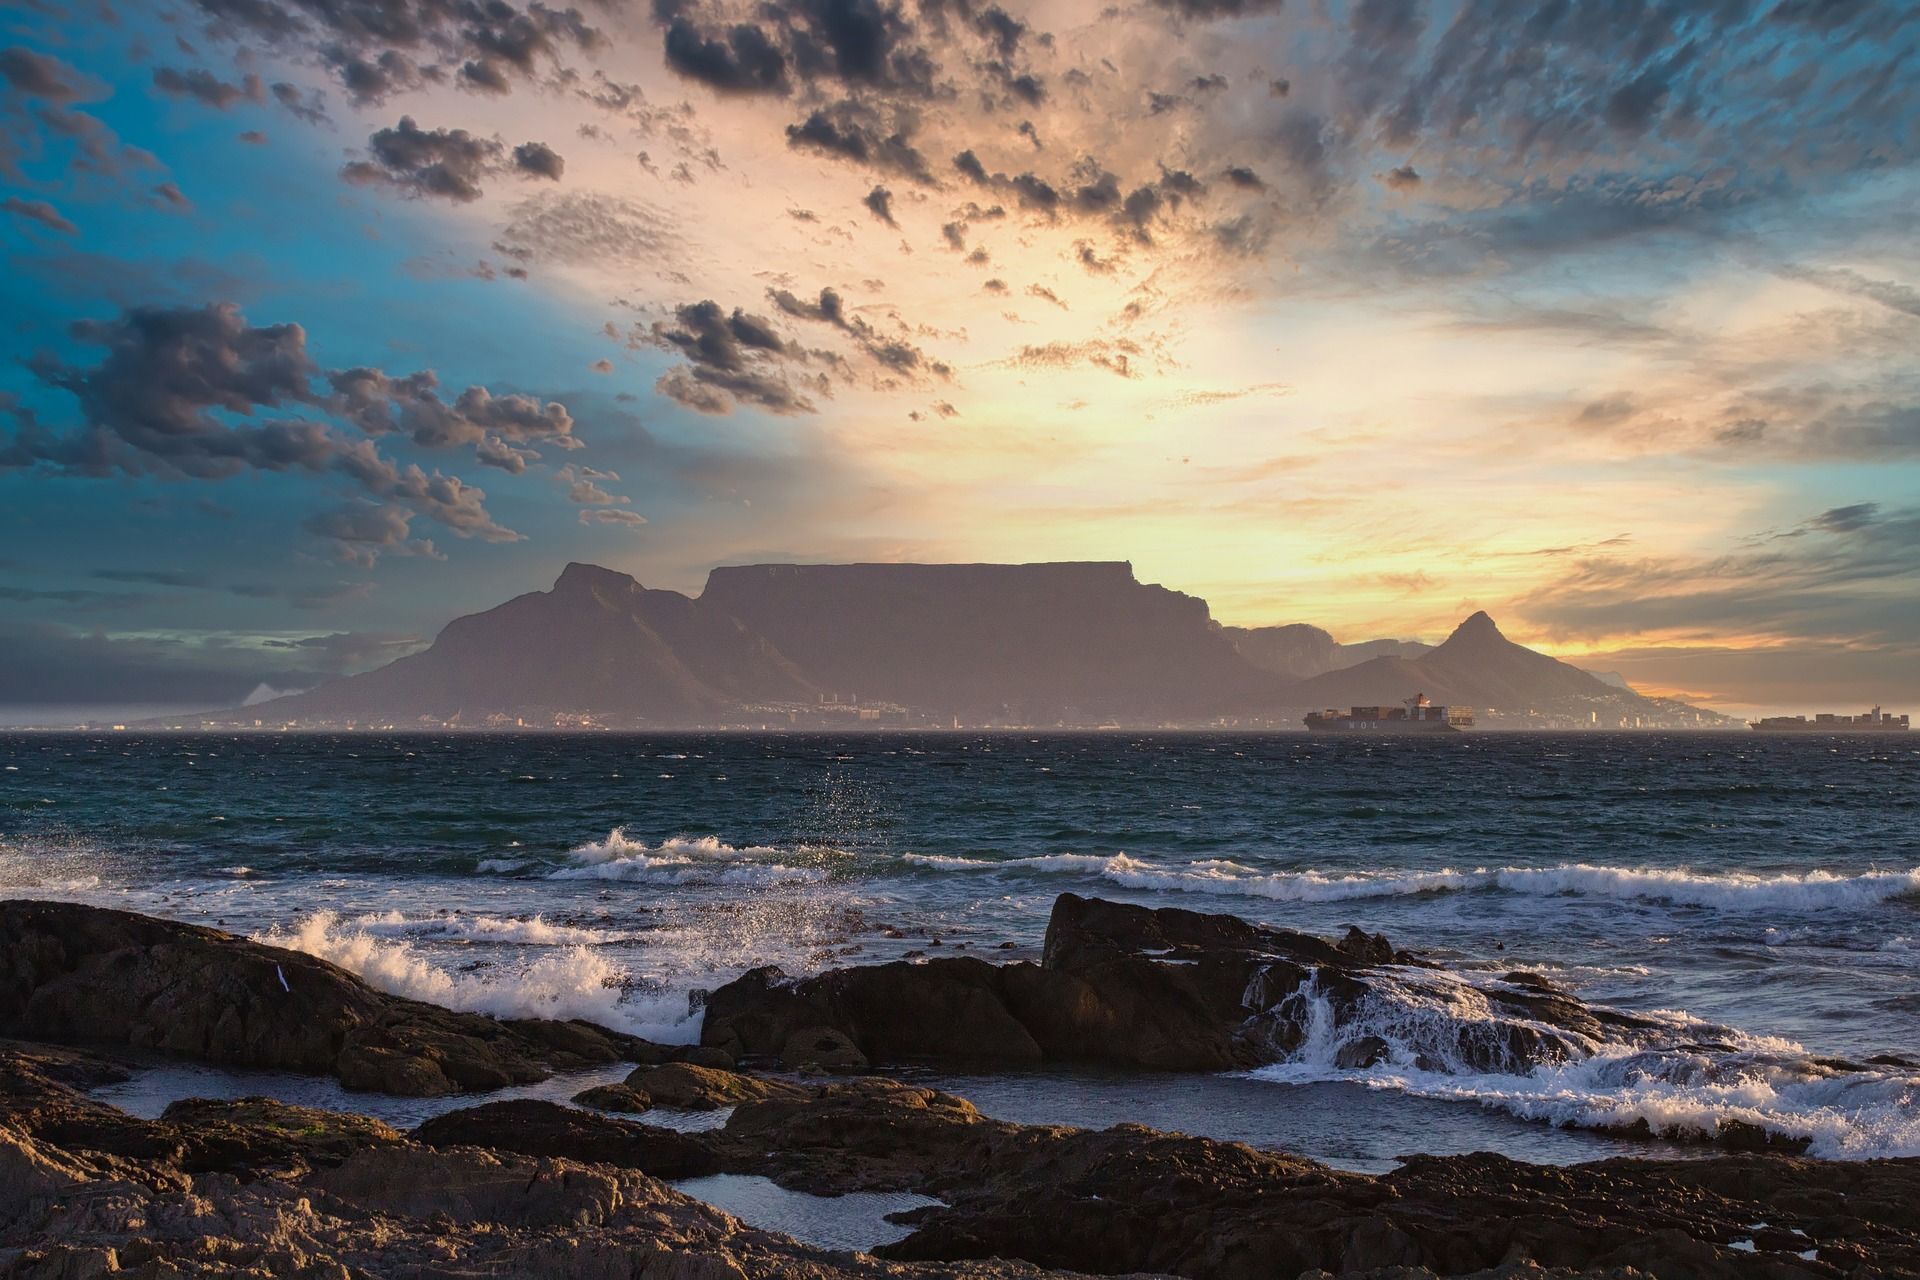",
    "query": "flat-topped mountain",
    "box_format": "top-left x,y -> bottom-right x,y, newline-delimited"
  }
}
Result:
220,563 -> 1728,729
253,561 -> 1279,727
